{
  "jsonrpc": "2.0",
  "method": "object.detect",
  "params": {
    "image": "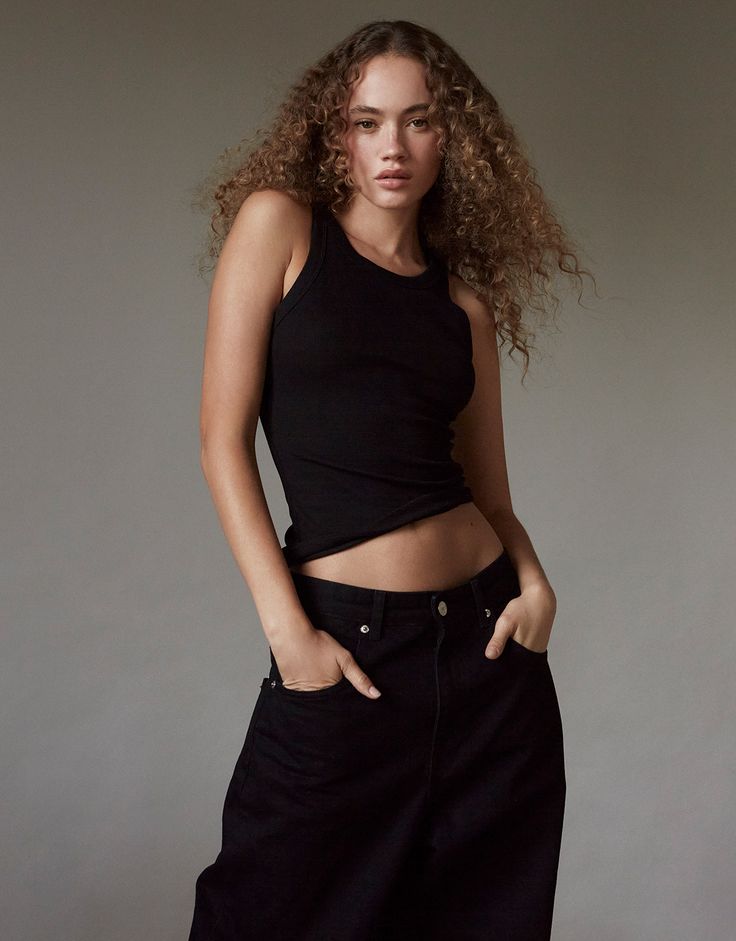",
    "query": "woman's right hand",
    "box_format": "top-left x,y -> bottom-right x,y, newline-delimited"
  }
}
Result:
270,627 -> 381,698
